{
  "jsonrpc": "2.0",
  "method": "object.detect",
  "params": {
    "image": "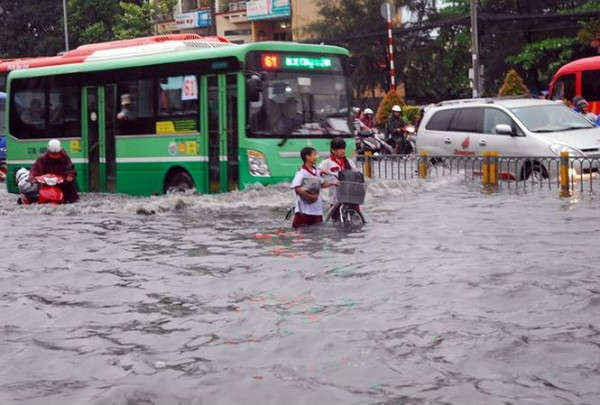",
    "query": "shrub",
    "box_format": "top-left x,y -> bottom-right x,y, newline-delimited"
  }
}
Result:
403,105 -> 421,125
498,69 -> 529,96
